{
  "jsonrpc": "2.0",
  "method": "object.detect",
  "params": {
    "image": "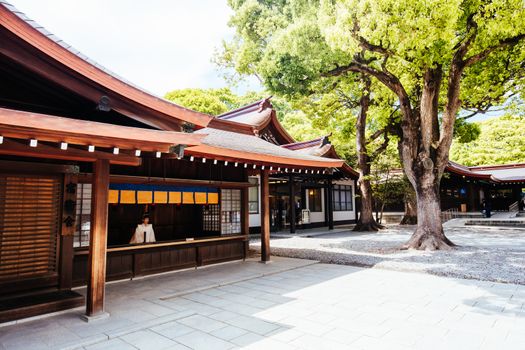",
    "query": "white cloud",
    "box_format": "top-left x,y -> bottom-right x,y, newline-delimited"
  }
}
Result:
9,0 -> 260,96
